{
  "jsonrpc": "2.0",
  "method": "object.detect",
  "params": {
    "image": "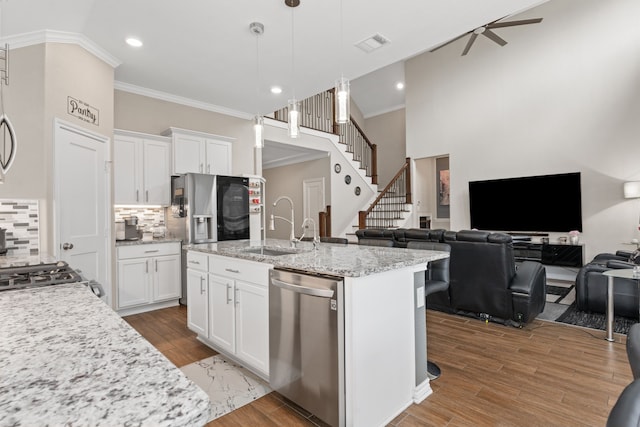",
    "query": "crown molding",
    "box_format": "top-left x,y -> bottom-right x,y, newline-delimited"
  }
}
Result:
362,103 -> 406,119
114,81 -> 253,120
2,30 -> 121,68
